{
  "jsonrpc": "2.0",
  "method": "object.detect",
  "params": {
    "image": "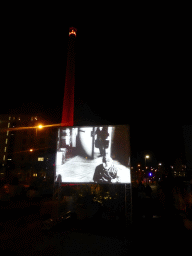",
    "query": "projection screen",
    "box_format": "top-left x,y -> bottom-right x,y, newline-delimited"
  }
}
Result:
55,125 -> 131,184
